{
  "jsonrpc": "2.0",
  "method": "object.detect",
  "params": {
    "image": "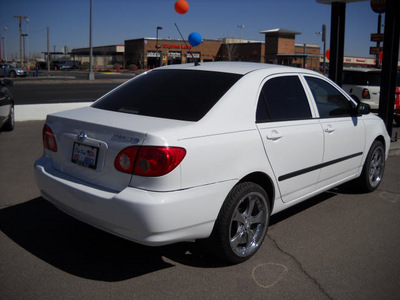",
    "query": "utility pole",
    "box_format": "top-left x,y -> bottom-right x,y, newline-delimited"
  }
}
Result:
47,26 -> 50,72
322,24 -> 327,75
238,25 -> 245,42
2,27 -> 7,62
22,33 -> 28,65
88,0 -> 94,80
13,15 -> 27,68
